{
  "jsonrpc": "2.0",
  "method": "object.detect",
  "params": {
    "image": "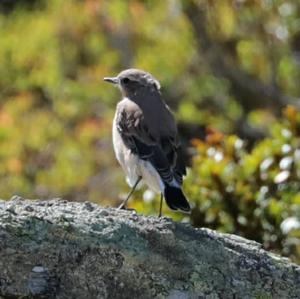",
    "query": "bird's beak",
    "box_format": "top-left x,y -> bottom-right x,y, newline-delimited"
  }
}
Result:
103,77 -> 119,84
